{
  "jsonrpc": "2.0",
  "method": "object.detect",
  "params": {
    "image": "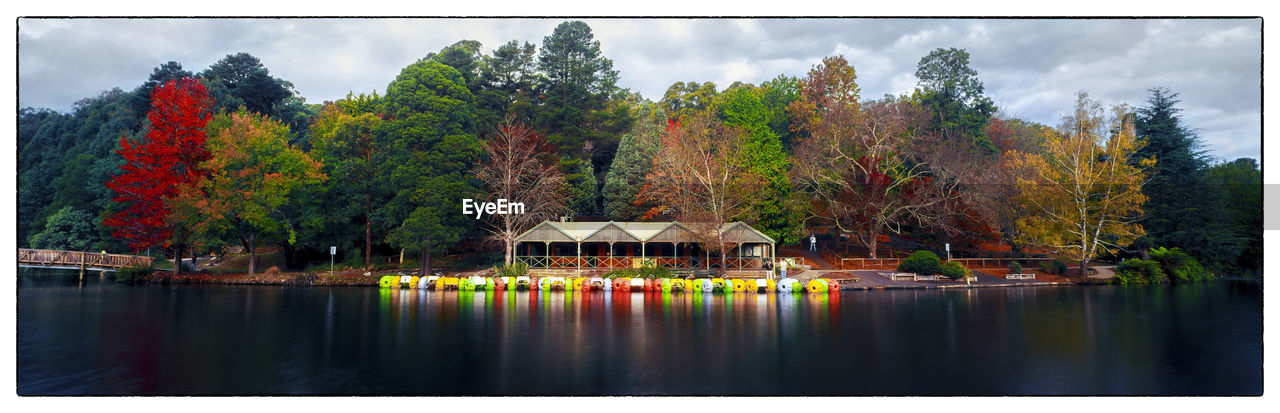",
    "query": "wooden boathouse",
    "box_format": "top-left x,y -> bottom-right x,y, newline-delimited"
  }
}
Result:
512,220 -> 776,277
